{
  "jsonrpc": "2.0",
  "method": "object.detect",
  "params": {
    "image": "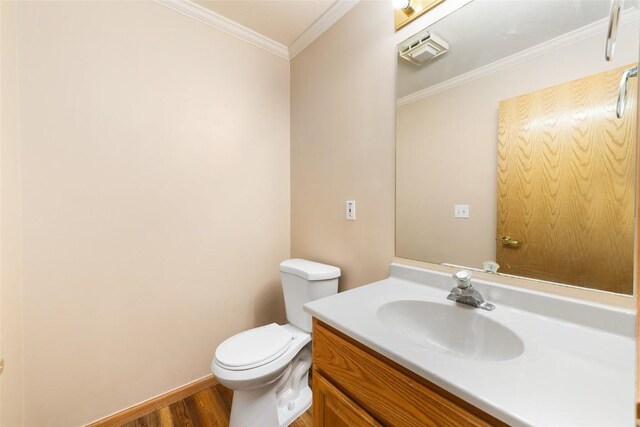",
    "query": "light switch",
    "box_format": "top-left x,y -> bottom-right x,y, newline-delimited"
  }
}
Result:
454,204 -> 469,218
346,200 -> 356,220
